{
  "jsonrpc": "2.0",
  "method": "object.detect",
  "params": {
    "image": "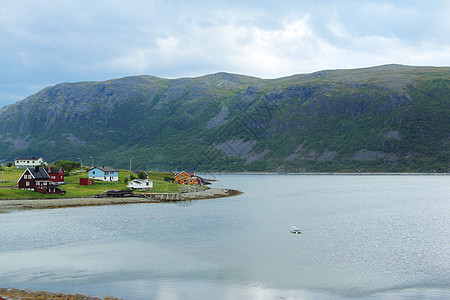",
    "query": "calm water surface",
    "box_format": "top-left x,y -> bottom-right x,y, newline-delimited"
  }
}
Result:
1,175 -> 449,299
